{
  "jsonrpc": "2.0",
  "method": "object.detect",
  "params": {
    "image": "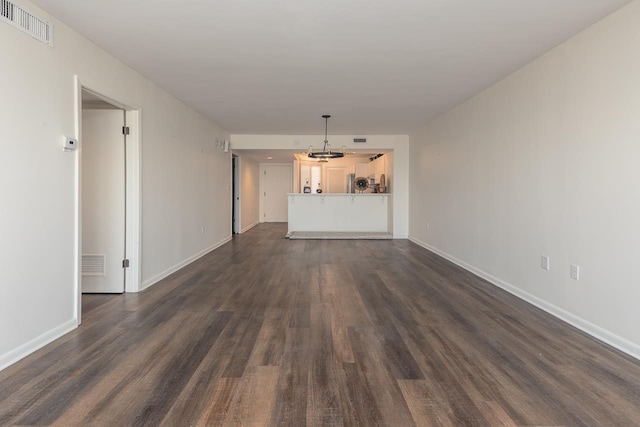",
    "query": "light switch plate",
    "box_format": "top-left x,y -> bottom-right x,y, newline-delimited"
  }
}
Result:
570,264 -> 580,280
541,255 -> 550,270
